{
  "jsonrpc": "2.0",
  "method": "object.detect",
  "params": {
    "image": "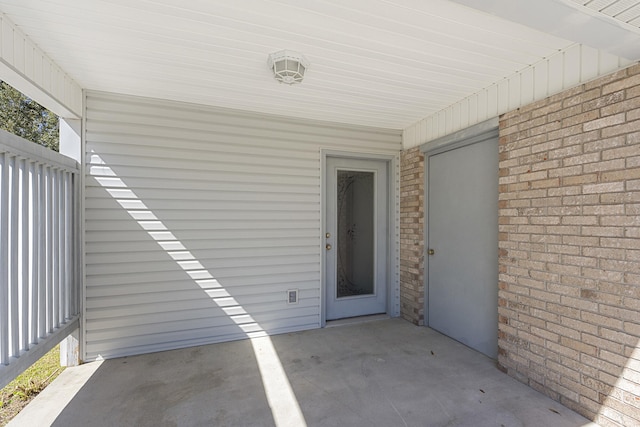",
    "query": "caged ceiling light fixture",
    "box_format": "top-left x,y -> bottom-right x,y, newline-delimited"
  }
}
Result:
268,50 -> 309,85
